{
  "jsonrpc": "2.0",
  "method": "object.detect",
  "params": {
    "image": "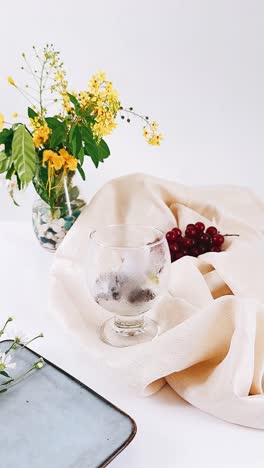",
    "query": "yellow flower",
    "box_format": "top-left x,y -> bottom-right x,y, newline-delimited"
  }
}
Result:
150,121 -> 158,131
59,148 -> 78,171
30,116 -> 41,130
66,157 -> 78,171
79,91 -> 91,108
8,76 -> 16,86
143,127 -> 149,138
96,70 -> 107,82
61,93 -> 73,113
42,150 -> 64,171
54,71 -> 64,82
89,76 -> 101,95
58,148 -> 70,161
143,121 -> 163,146
33,125 -> 51,148
0,113 -> 4,131
92,103 -> 117,141
78,71 -> 120,141
12,112 -> 18,118
147,134 -> 163,146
